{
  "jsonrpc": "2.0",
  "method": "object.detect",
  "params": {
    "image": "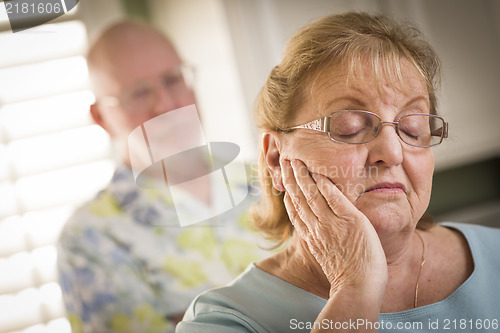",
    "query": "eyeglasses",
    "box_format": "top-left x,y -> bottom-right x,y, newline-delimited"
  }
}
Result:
98,65 -> 194,113
288,110 -> 448,148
